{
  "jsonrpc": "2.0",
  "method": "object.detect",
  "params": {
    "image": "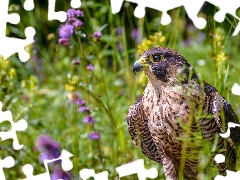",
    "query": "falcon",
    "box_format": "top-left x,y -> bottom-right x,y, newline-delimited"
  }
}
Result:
127,47 -> 240,180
